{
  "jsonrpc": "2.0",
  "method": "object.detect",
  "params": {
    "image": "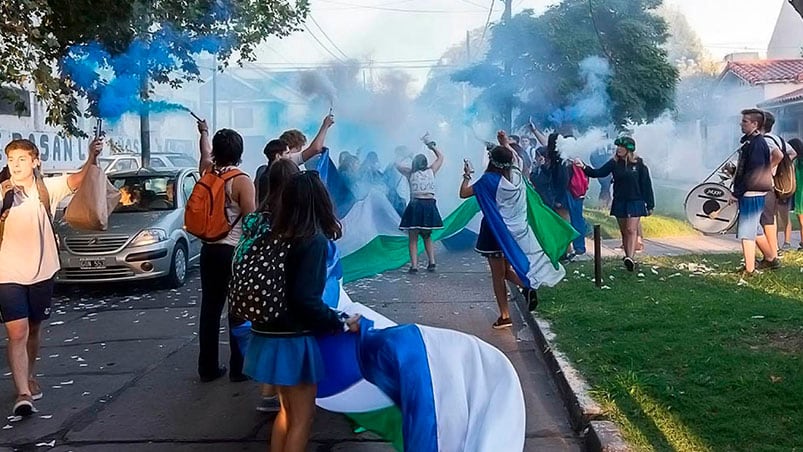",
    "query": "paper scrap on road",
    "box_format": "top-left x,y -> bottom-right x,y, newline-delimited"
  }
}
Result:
35,440 -> 56,447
